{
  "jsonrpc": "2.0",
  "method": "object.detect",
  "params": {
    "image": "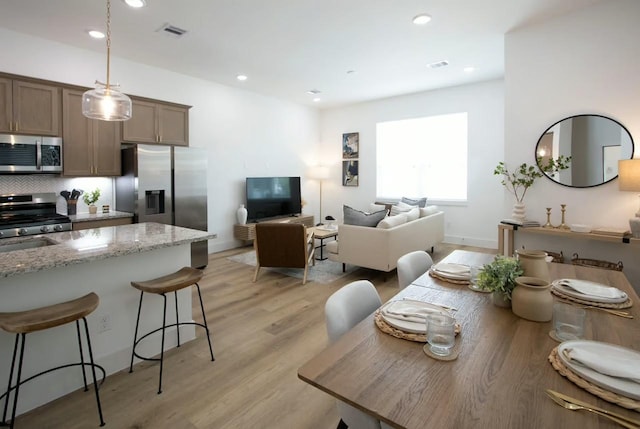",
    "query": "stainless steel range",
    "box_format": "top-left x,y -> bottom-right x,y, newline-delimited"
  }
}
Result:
0,193 -> 71,238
